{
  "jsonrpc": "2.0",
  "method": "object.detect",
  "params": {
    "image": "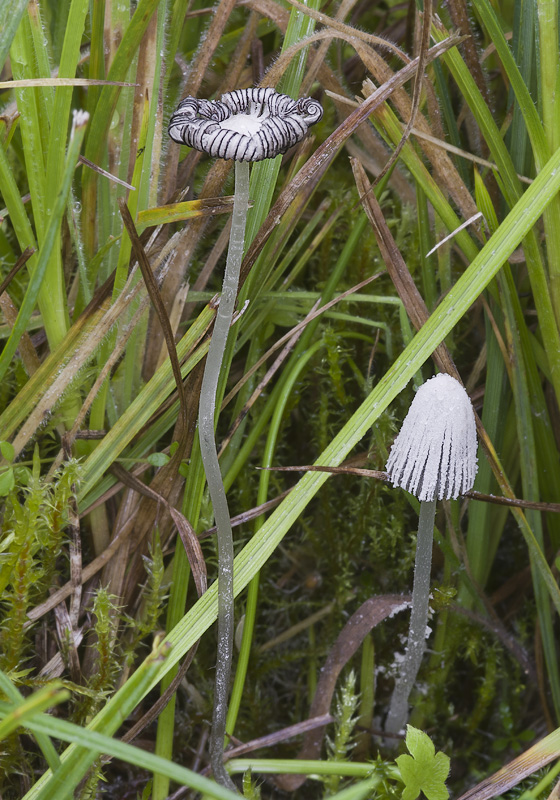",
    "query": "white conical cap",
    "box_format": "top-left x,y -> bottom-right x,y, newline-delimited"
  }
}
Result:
386,374 -> 478,501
